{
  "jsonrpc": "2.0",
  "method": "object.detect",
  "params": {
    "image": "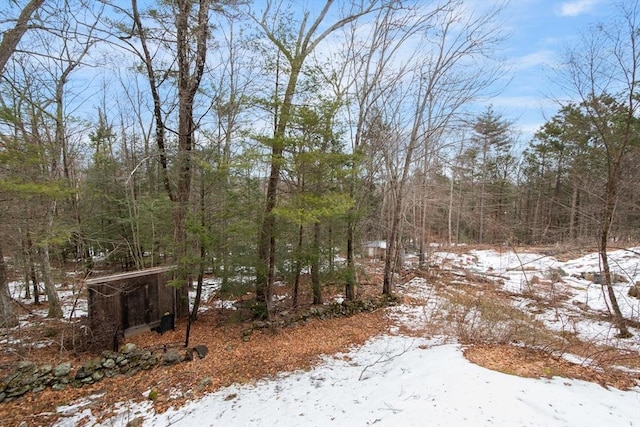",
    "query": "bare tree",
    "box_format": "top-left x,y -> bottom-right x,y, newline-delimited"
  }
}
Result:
339,1 -> 434,299
561,1 -> 640,338
378,1 -> 505,295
